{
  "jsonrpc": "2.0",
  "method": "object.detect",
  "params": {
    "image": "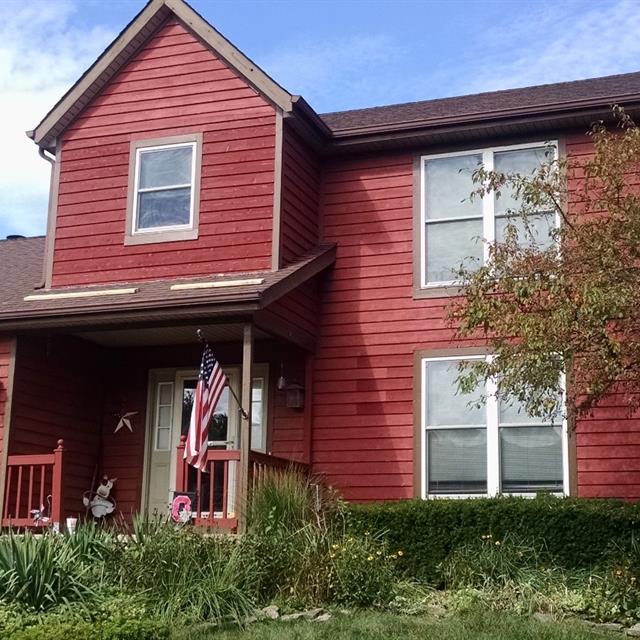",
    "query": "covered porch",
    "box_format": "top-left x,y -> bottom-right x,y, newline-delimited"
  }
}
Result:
0,246 -> 334,532
1,322 -> 312,533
